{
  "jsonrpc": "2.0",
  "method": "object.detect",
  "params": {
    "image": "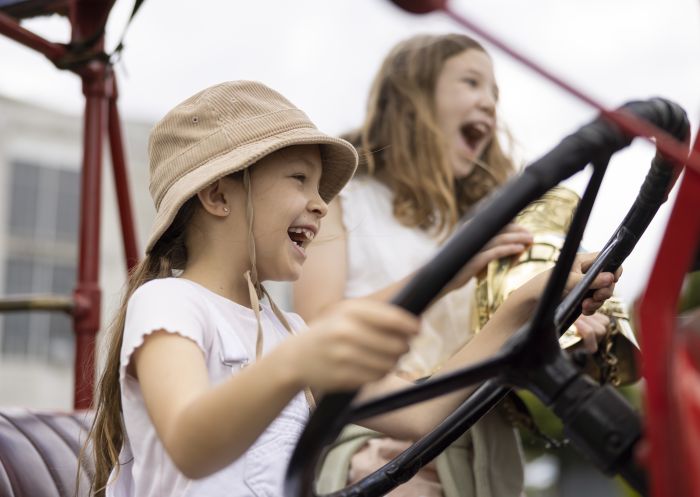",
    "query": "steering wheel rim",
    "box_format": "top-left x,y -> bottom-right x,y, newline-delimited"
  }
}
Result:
284,98 -> 689,497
